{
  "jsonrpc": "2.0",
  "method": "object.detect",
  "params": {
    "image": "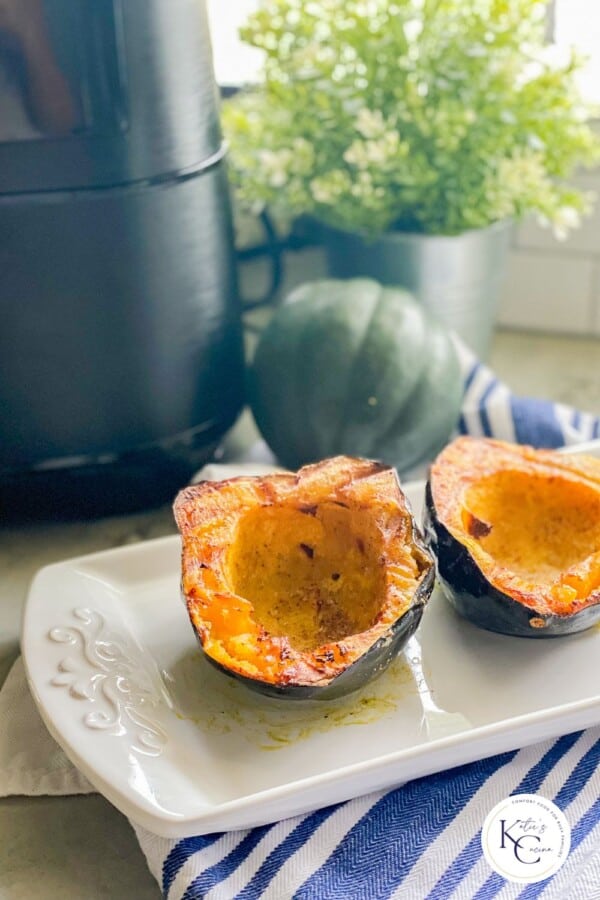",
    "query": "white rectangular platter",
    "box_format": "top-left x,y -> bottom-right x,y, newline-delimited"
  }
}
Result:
22,441 -> 600,837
